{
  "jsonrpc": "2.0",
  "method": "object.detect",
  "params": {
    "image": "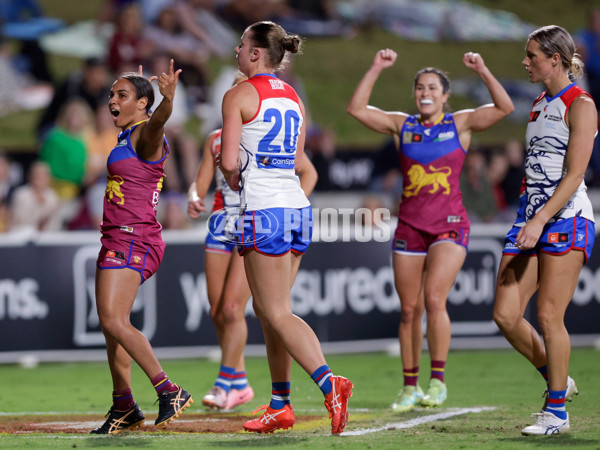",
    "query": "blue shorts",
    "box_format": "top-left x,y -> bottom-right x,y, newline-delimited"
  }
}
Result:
392,218 -> 469,255
205,208 -> 238,254
503,217 -> 595,262
235,207 -> 313,256
97,238 -> 165,283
